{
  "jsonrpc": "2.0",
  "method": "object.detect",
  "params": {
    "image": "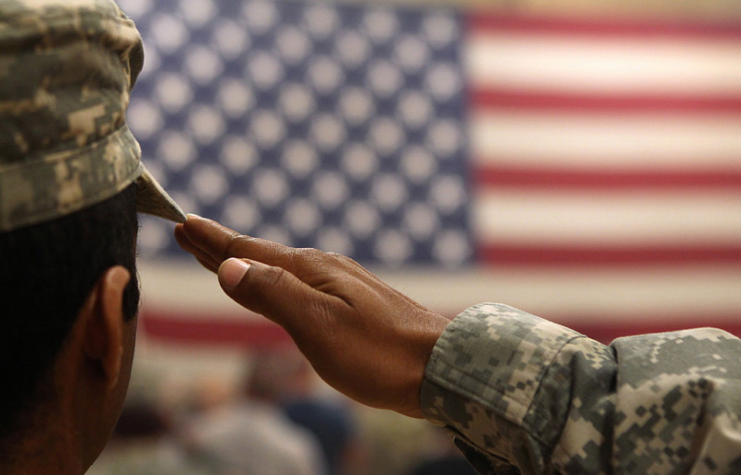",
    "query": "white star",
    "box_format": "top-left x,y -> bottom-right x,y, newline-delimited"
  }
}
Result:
312,171 -> 349,210
310,114 -> 346,152
250,110 -> 286,149
372,173 -> 408,212
157,130 -> 197,171
222,196 -> 260,232
180,0 -> 216,28
127,99 -> 163,139
403,202 -> 439,240
368,117 -> 404,156
394,35 -> 430,73
427,119 -> 464,157
190,165 -> 229,205
335,31 -> 370,68
284,199 -> 322,236
276,26 -> 312,65
425,63 -> 462,102
154,73 -> 193,113
338,86 -> 375,126
344,201 -> 380,239
185,46 -> 224,85
278,83 -> 316,123
150,14 -> 189,54
338,87 -> 375,126
397,90 -> 434,129
220,135 -> 258,175
433,230 -> 471,267
307,57 -> 344,95
212,19 -> 250,60
281,140 -> 319,179
430,175 -> 466,214
374,230 -> 412,266
304,4 -> 340,39
316,228 -> 354,255
363,8 -> 398,44
257,225 -> 292,246
423,13 -> 459,48
187,105 -> 226,145
252,169 -> 289,208
242,0 -> 278,35
367,60 -> 403,98
246,52 -> 284,90
217,79 -> 254,118
117,0 -> 152,19
341,143 -> 378,181
400,145 -> 438,184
